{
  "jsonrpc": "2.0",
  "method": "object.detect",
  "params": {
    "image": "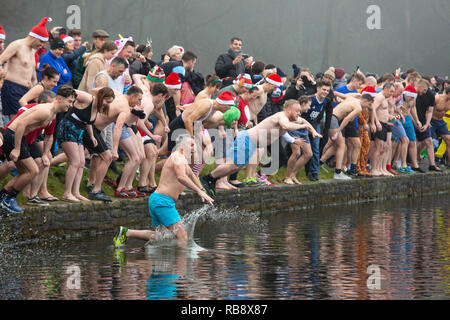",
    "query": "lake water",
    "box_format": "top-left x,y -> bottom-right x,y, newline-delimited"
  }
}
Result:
0,195 -> 449,300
